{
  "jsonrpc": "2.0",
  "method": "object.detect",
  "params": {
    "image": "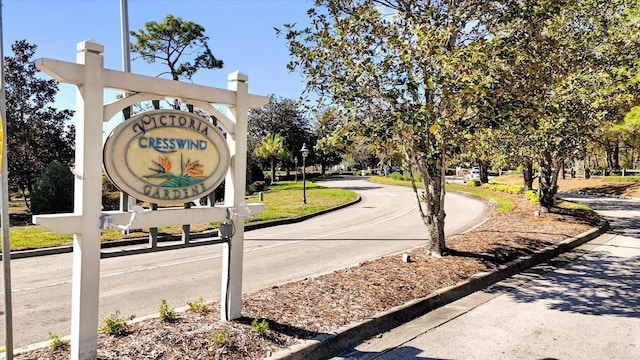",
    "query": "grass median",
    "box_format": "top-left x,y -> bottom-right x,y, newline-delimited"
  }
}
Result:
6,181 -> 358,252
368,175 -> 516,213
